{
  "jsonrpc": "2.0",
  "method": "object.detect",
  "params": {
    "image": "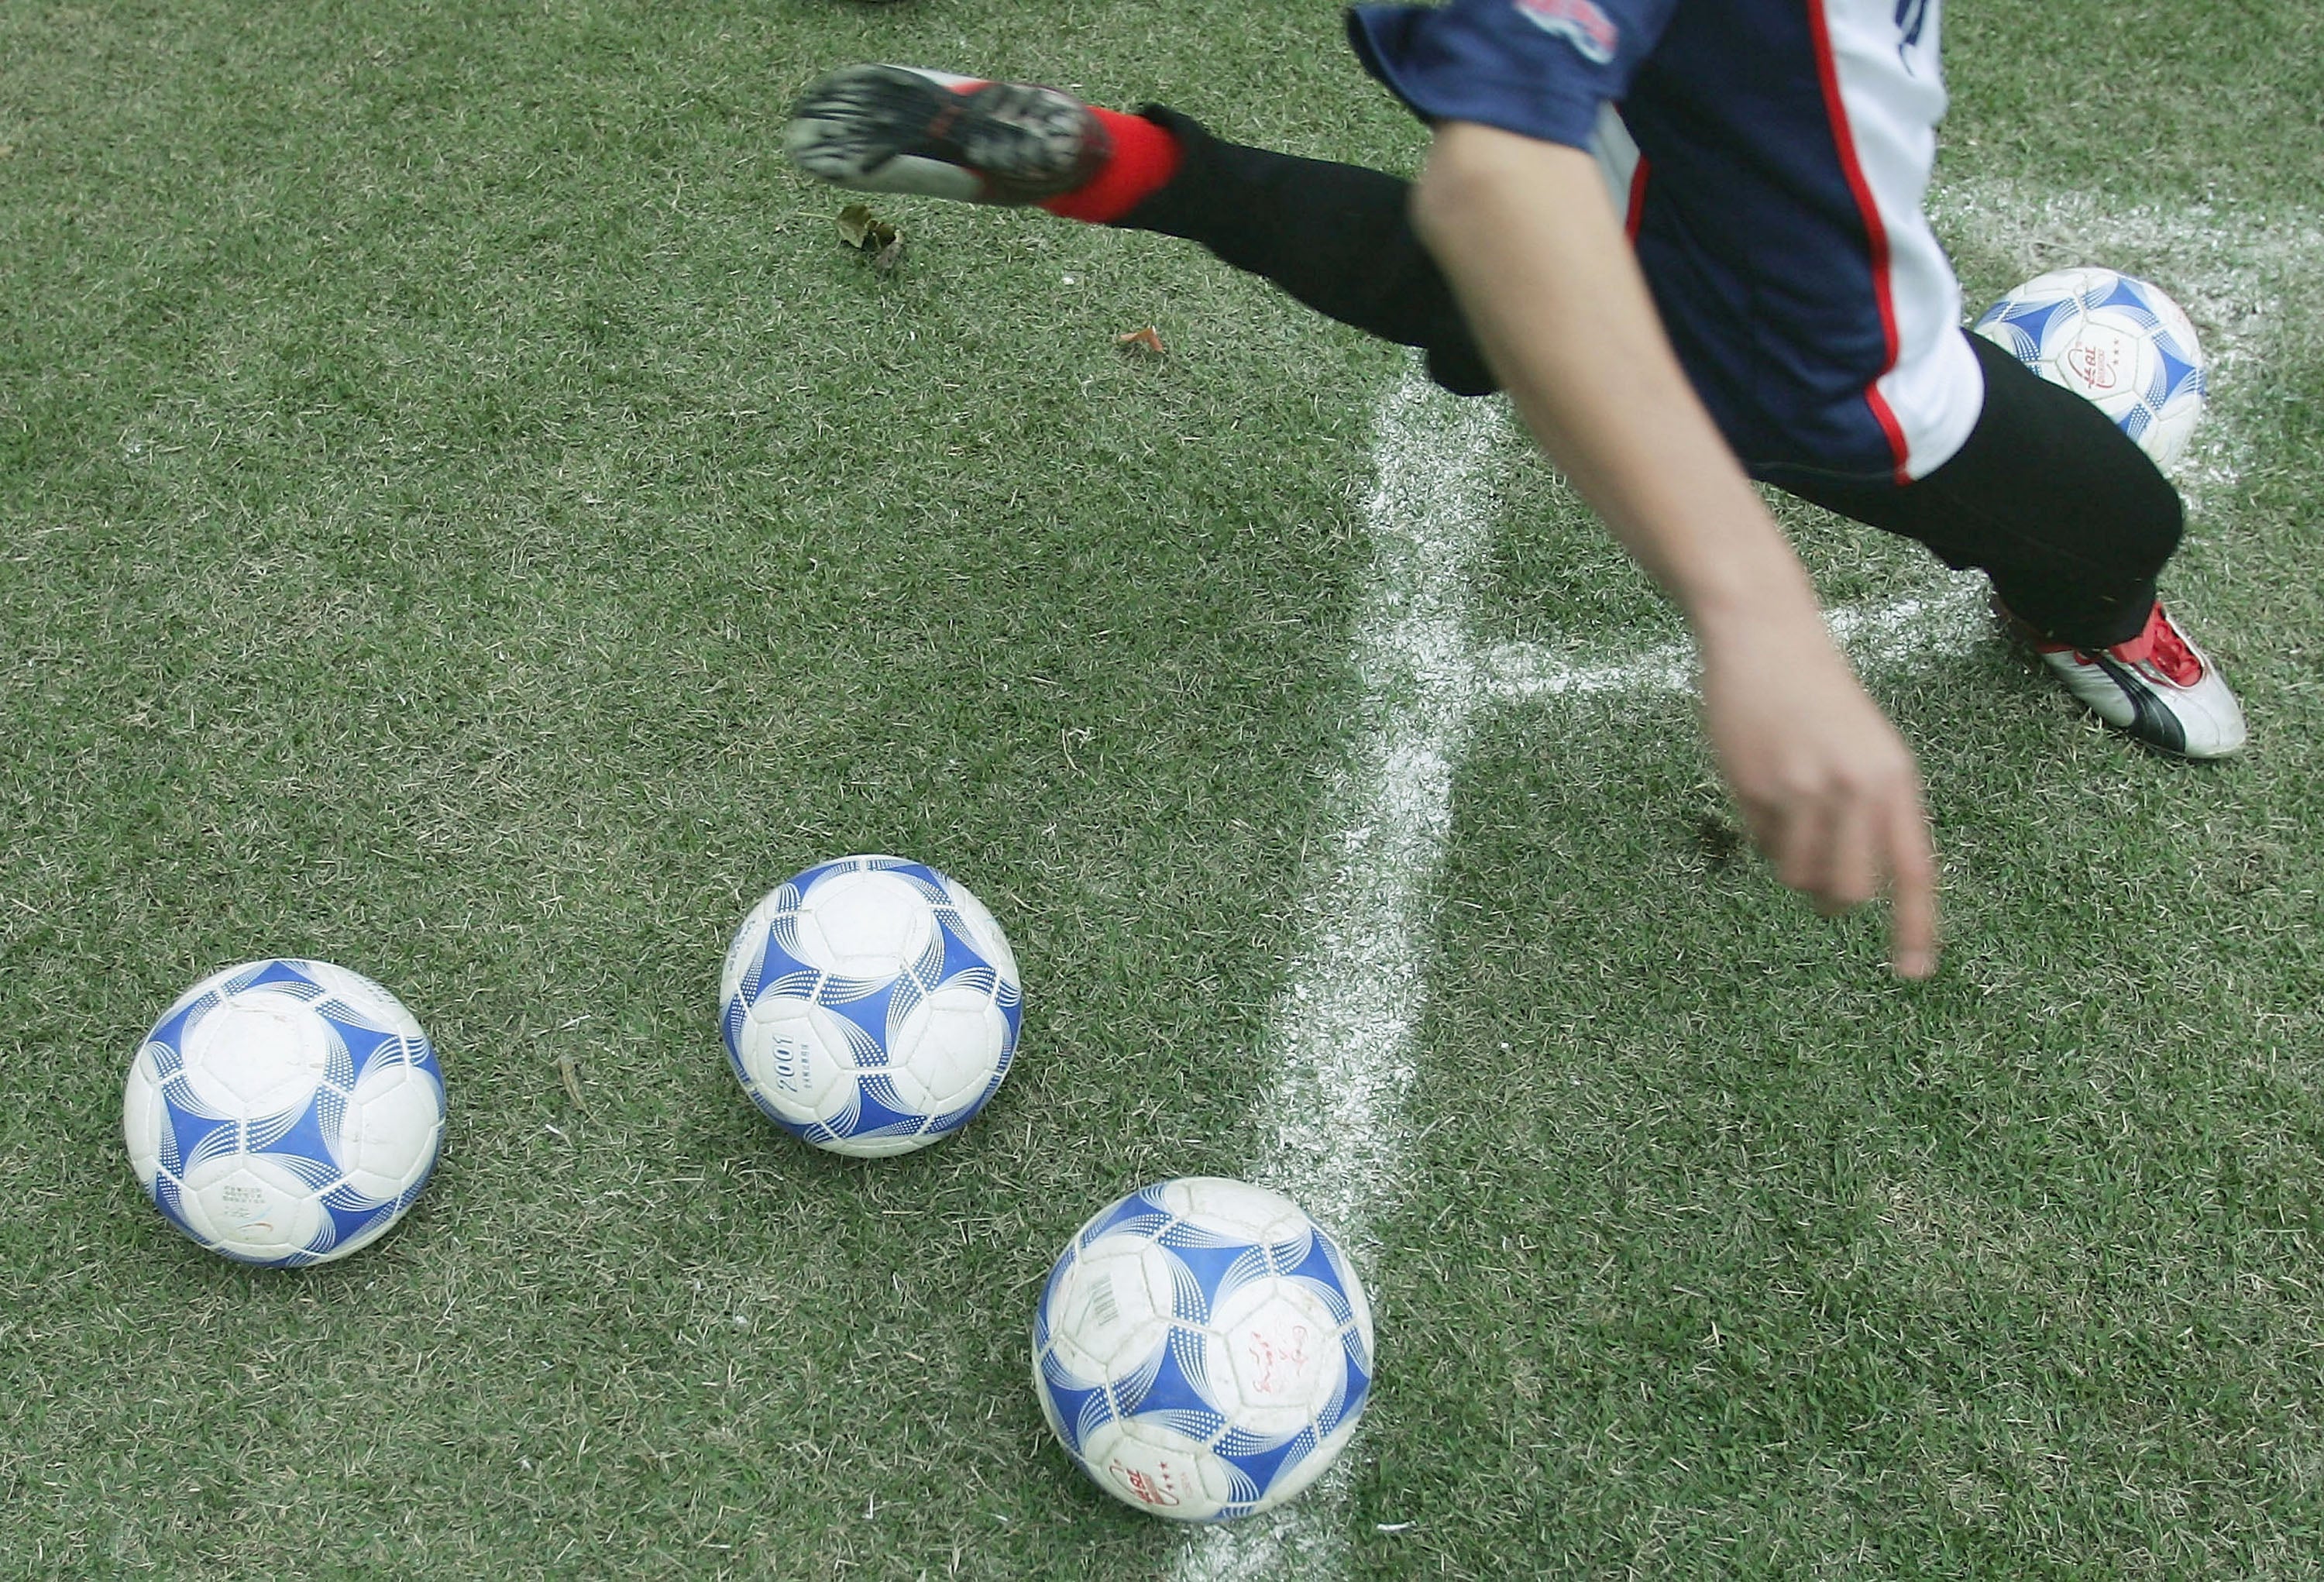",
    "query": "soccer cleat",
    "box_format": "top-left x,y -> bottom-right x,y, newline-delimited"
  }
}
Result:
782,64 -> 1112,206
2020,600 -> 2247,758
